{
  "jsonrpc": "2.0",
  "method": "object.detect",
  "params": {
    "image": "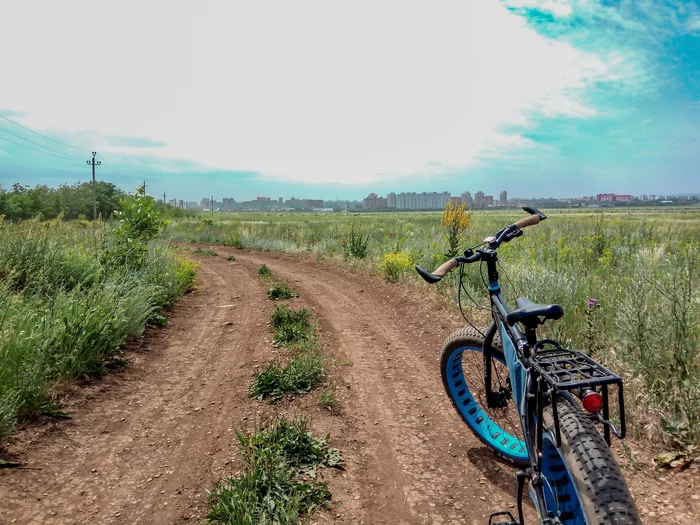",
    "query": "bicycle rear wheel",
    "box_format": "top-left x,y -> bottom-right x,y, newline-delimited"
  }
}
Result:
440,327 -> 528,467
540,399 -> 641,524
